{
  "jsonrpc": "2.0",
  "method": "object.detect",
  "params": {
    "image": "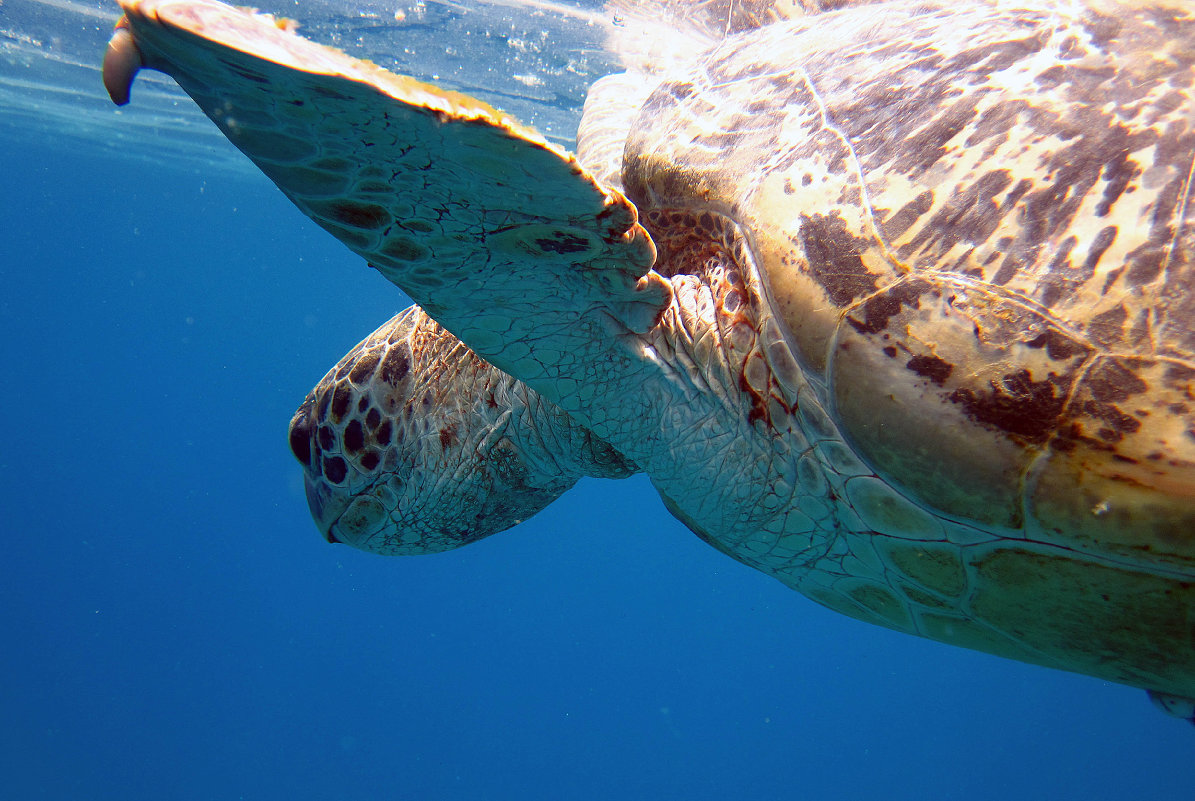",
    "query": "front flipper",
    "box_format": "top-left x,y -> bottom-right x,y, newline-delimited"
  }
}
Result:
106,0 -> 670,395
289,306 -> 636,554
